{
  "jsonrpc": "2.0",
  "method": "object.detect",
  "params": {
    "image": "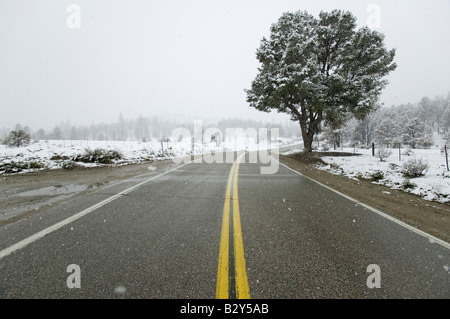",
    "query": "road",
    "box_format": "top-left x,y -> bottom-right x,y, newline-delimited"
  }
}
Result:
1,151 -> 449,299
